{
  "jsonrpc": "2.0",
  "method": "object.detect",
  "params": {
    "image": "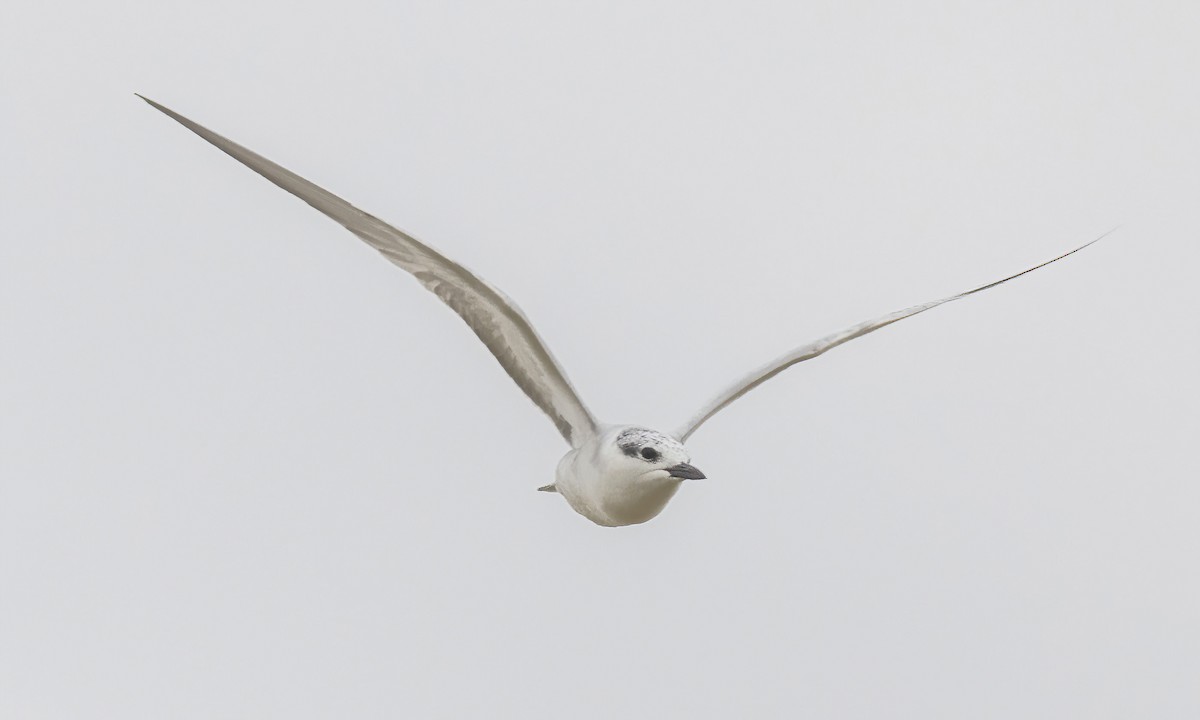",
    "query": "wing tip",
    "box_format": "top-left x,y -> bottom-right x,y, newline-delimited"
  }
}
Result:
135,94 -> 188,125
